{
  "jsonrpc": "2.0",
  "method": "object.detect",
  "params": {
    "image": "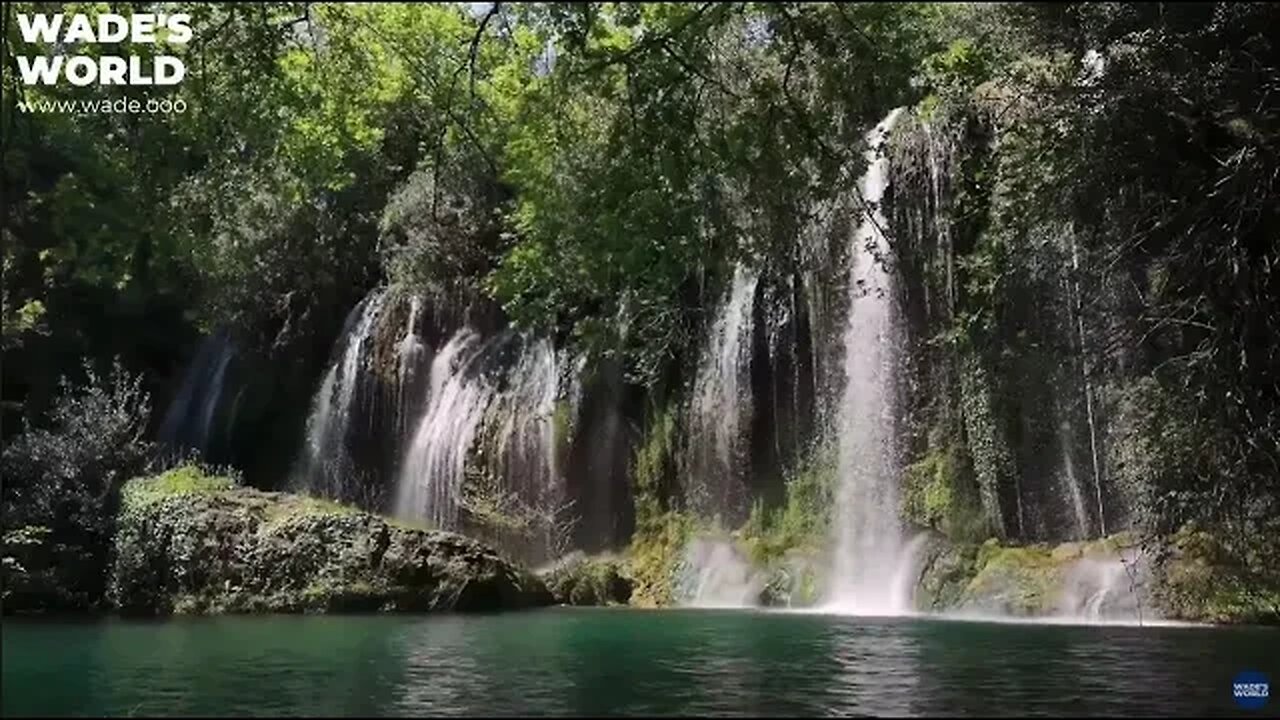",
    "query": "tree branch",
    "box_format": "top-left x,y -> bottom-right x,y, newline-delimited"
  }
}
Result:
468,3 -> 500,100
